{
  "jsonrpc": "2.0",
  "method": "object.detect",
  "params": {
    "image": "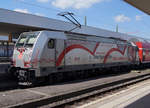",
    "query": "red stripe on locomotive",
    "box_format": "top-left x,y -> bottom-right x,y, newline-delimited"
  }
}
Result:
56,43 -> 100,66
103,46 -> 127,63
